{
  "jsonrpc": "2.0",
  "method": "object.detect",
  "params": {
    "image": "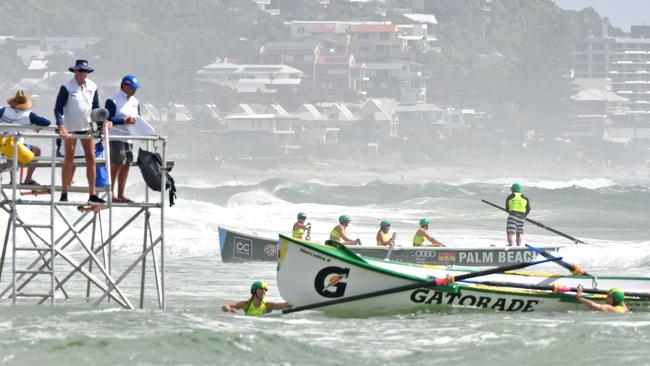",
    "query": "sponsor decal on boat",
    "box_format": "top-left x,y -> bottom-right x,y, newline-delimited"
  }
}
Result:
415,250 -> 437,258
440,250 -> 537,265
314,266 -> 350,298
264,244 -> 277,257
436,251 -> 456,262
233,236 -> 252,260
299,247 -> 330,262
410,288 -> 540,312
628,301 -> 650,309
